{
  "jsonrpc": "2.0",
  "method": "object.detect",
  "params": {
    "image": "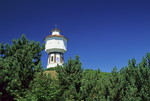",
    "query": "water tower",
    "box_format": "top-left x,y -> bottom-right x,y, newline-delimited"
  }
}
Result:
45,28 -> 68,68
